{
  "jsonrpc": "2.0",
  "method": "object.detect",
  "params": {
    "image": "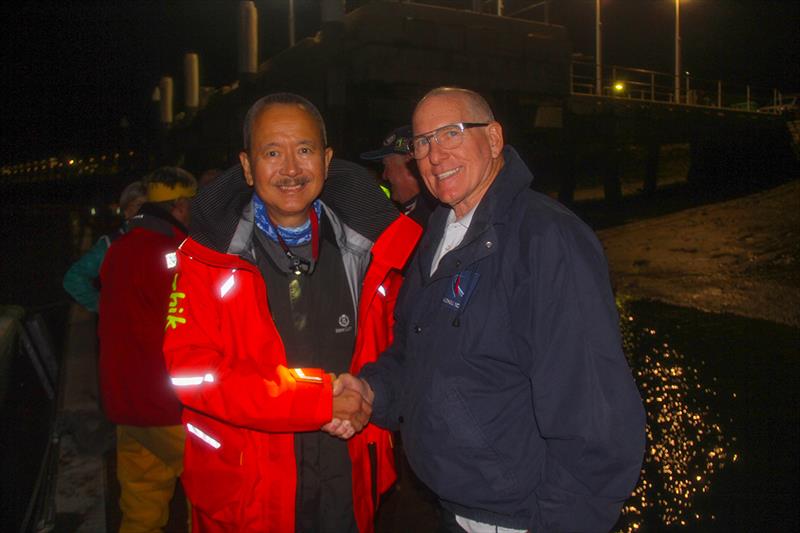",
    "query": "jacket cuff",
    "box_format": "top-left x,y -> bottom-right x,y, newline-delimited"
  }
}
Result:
288,368 -> 333,426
